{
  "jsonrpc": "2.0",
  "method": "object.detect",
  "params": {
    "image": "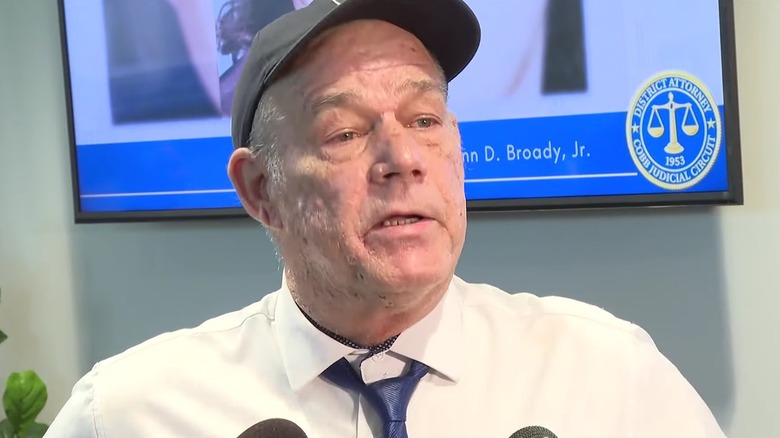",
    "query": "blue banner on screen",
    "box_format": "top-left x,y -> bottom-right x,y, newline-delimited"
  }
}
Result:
76,107 -> 730,212
60,0 -> 740,218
